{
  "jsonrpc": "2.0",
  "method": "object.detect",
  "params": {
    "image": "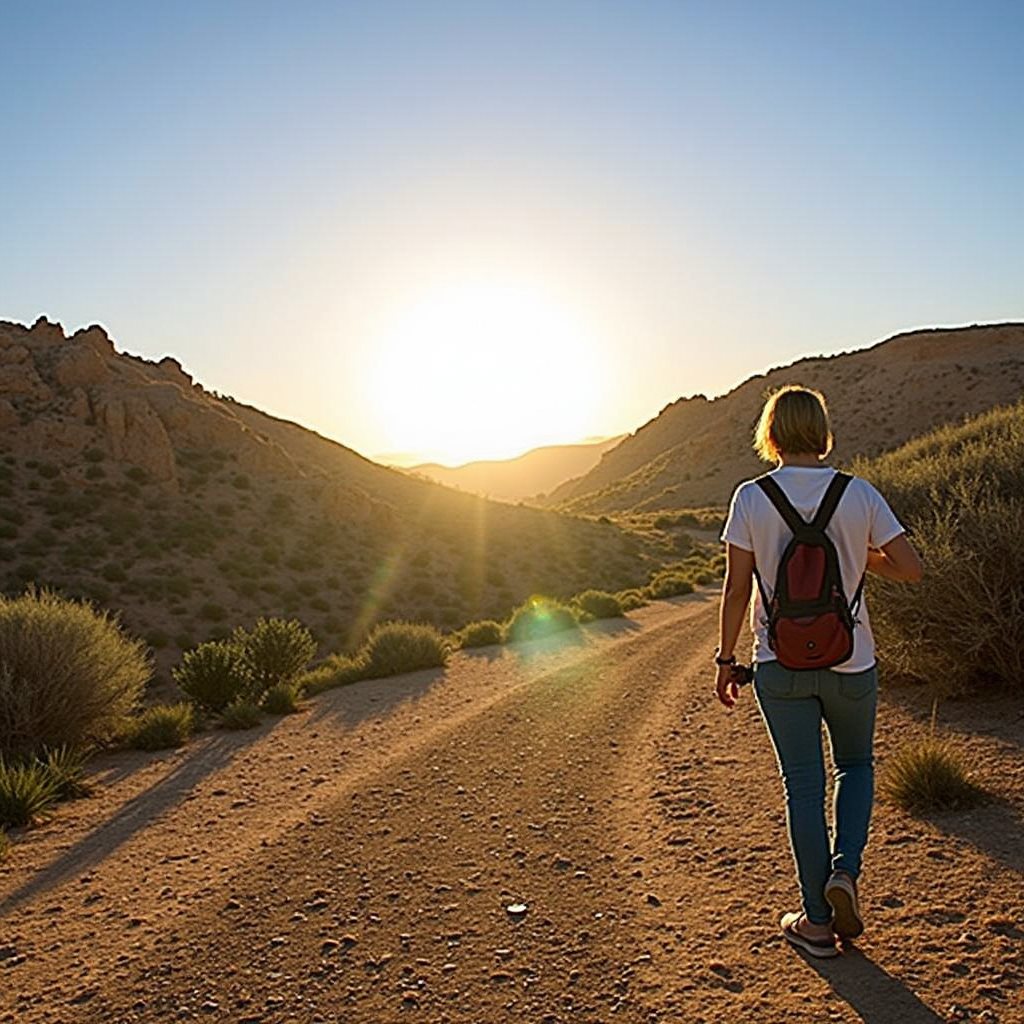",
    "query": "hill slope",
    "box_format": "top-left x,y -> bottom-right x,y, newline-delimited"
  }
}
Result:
0,317 -> 666,681
406,436 -> 625,502
544,323 -> 1024,513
